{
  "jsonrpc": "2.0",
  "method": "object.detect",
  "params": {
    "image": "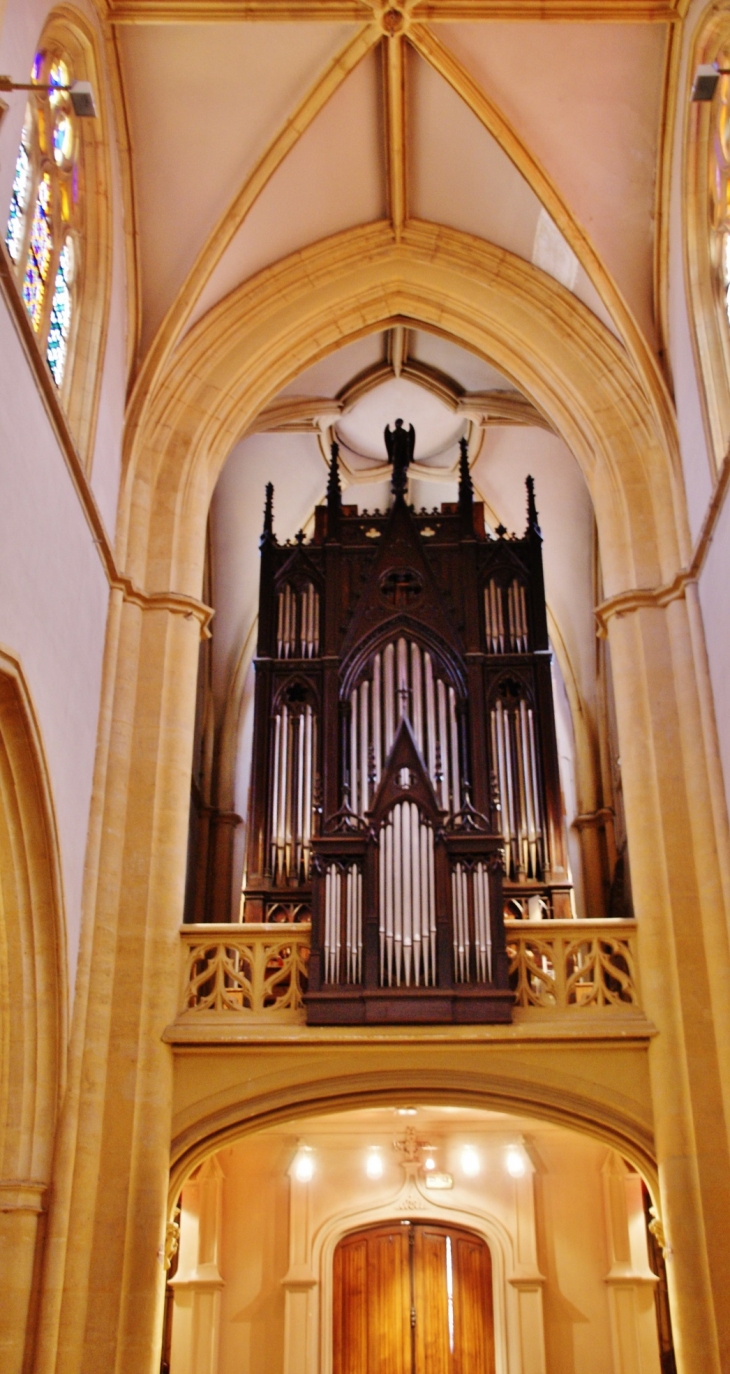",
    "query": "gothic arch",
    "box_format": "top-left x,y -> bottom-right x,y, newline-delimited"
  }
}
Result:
0,646 -> 67,1374
167,1068 -> 658,1213
120,221 -> 686,608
